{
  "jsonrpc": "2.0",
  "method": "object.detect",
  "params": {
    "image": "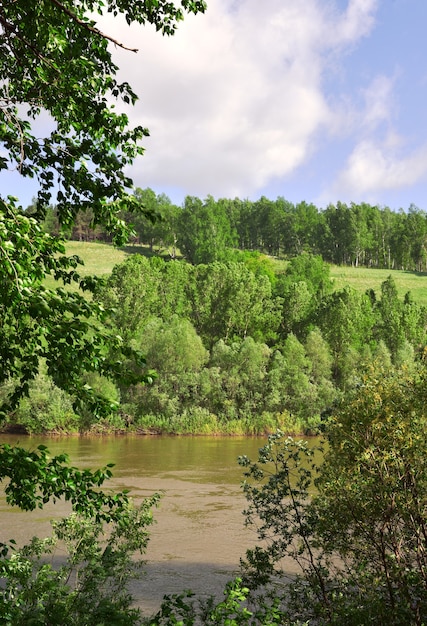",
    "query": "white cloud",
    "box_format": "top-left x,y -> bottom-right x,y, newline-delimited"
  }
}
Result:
330,139 -> 427,199
97,0 -> 379,201
324,65 -> 427,202
360,75 -> 396,130
326,72 -> 396,140
334,0 -> 378,44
